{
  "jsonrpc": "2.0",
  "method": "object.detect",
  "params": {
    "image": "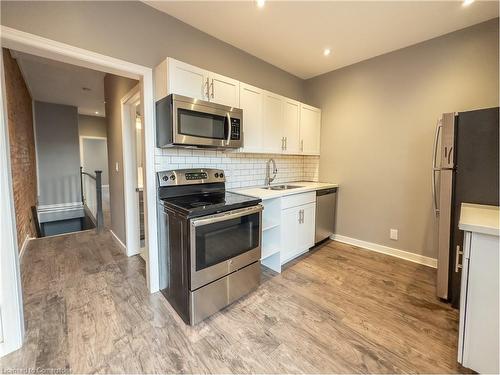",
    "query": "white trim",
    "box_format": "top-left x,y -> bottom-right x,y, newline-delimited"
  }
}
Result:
19,235 -> 32,262
0,47 -> 25,357
121,85 -> 141,258
0,28 -> 160,358
110,229 -> 127,252
37,202 -> 83,213
102,184 -> 109,189
331,234 -> 438,268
